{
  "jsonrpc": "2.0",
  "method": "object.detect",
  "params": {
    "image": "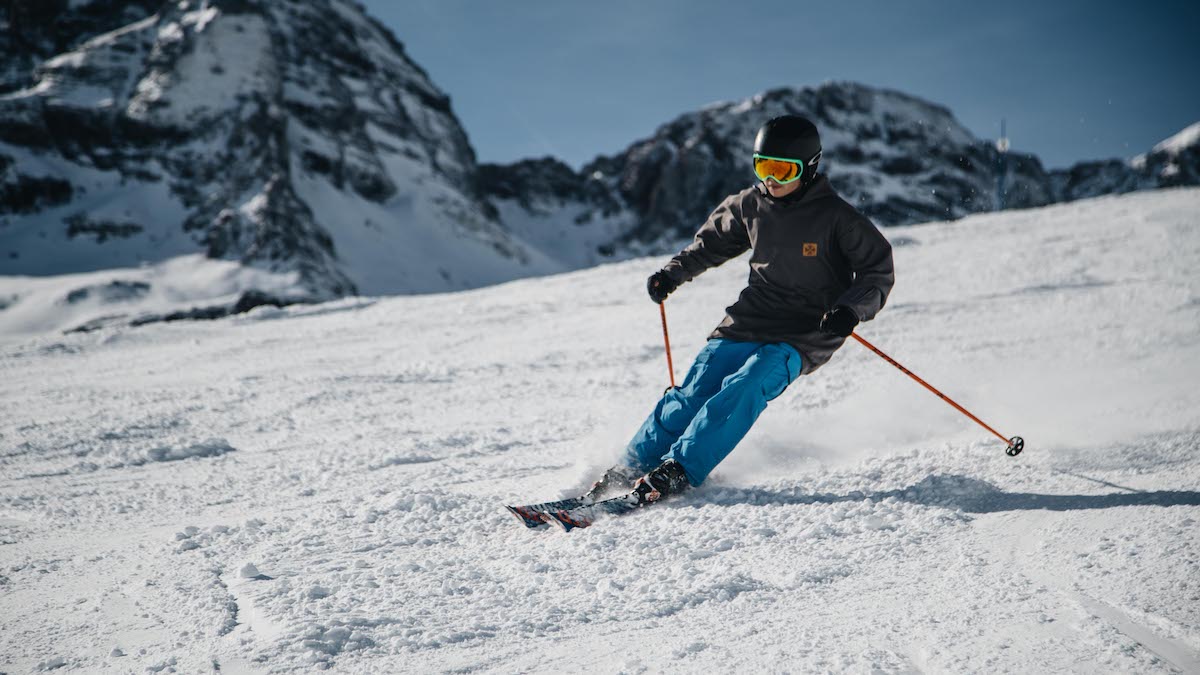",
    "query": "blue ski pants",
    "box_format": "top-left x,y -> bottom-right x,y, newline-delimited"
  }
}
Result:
624,338 -> 802,487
